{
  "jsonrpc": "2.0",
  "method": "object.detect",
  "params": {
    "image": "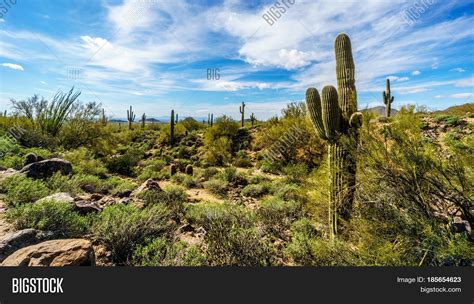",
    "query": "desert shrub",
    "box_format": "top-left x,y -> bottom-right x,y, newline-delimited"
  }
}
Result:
241,183 -> 270,198
141,185 -> 187,219
6,199 -> 89,237
106,146 -> 144,176
282,163 -> 308,183
158,123 -> 186,145
284,218 -> 357,265
200,116 -> 239,166
92,204 -> 172,264
182,176 -> 199,188
64,147 -> 108,176
187,203 -> 272,266
105,176 -> 137,194
132,237 -> 207,266
248,174 -> 270,184
201,137 -> 232,166
203,179 -> 228,197
198,167 -> 219,180
0,175 -> 49,205
433,114 -> 460,126
253,102 -> 325,169
272,183 -> 303,201
257,158 -> 282,174
180,117 -> 202,132
45,173 -> 109,194
258,198 -> 303,239
11,88 -> 81,137
221,166 -> 237,182
233,150 -> 252,168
